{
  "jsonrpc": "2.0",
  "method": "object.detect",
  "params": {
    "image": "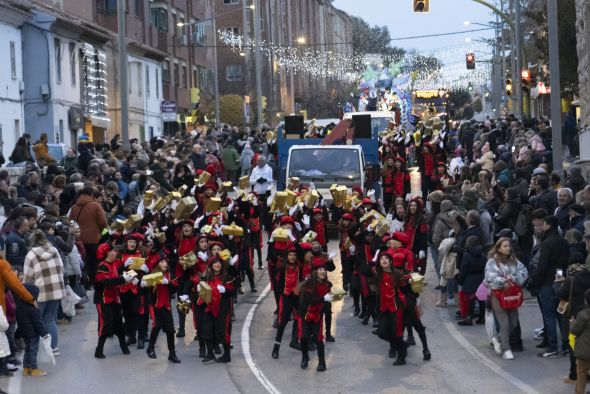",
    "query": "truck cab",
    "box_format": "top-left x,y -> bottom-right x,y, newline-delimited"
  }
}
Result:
286,145 -> 365,205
